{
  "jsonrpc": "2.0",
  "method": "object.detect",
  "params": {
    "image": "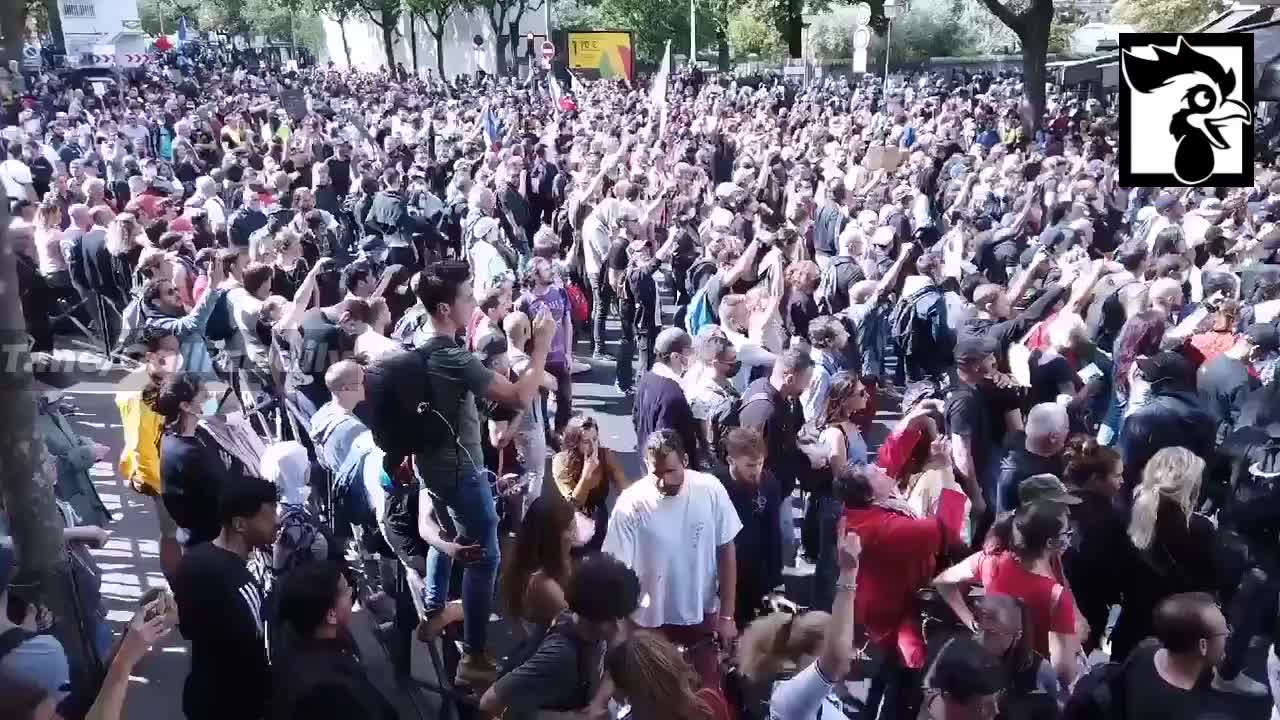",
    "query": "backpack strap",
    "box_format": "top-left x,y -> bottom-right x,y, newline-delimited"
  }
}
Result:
741,392 -> 774,409
0,627 -> 37,663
